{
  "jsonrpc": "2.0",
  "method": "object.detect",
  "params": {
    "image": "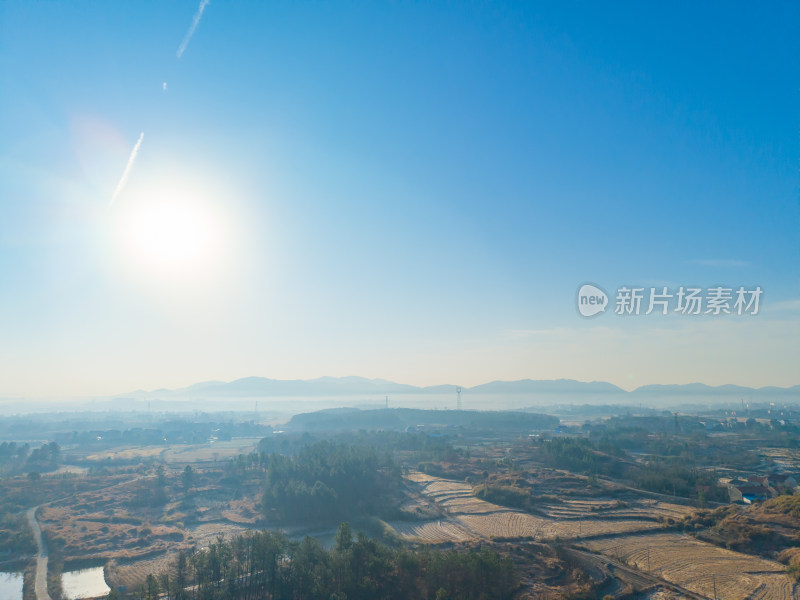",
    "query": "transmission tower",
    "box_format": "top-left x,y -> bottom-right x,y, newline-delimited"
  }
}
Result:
456,387 -> 462,411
